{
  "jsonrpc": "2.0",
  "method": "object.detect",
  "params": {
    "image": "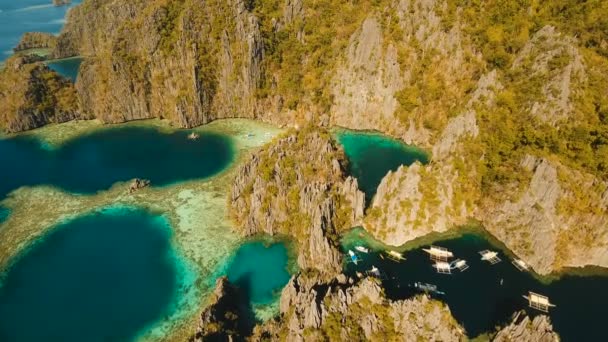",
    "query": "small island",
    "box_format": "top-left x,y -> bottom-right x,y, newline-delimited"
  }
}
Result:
52,0 -> 71,6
